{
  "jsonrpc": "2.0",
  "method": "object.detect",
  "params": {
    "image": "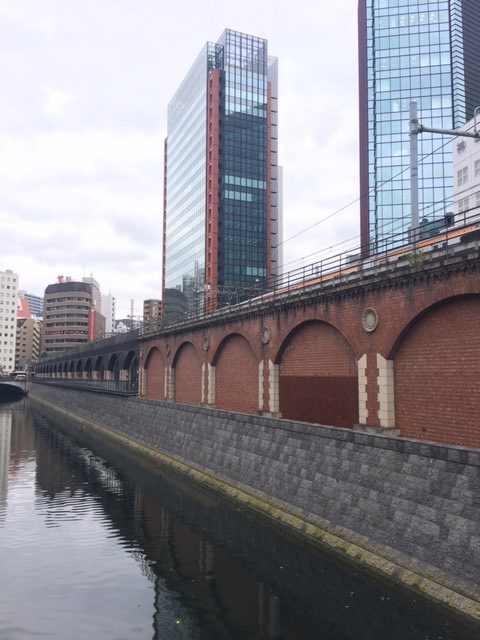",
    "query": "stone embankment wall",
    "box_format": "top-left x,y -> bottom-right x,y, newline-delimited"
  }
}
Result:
30,383 -> 480,618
